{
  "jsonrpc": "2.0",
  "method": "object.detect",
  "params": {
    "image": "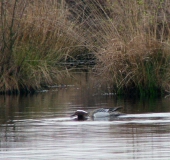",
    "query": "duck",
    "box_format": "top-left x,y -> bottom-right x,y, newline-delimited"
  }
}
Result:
71,106 -> 123,121
71,110 -> 89,121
